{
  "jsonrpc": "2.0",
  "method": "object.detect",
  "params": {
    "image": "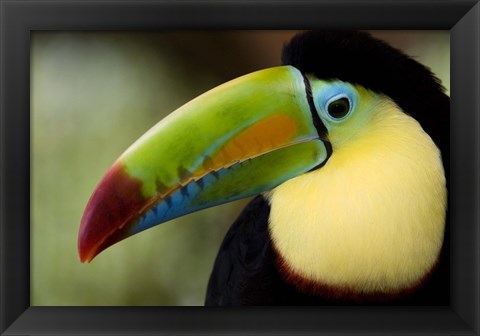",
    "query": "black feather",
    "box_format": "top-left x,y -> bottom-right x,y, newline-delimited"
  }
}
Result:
282,30 -> 449,173
205,196 -> 330,305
